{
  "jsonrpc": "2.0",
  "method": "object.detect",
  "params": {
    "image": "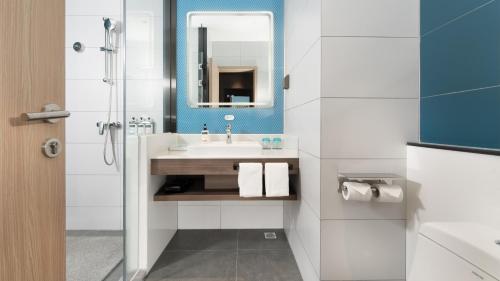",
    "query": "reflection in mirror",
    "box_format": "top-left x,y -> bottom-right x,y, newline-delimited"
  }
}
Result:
187,12 -> 274,108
